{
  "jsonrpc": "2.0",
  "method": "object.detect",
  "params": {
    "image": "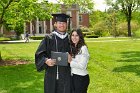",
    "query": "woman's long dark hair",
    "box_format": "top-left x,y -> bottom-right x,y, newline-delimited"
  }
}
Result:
70,29 -> 86,58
